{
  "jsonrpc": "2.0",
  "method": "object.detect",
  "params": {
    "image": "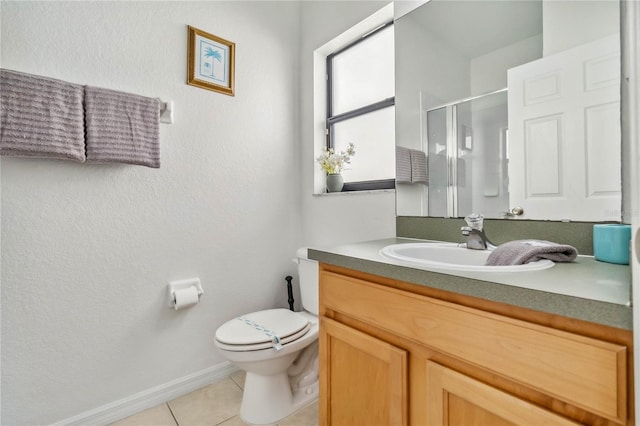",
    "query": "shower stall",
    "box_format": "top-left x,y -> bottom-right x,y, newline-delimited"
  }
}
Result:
425,89 -> 509,218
